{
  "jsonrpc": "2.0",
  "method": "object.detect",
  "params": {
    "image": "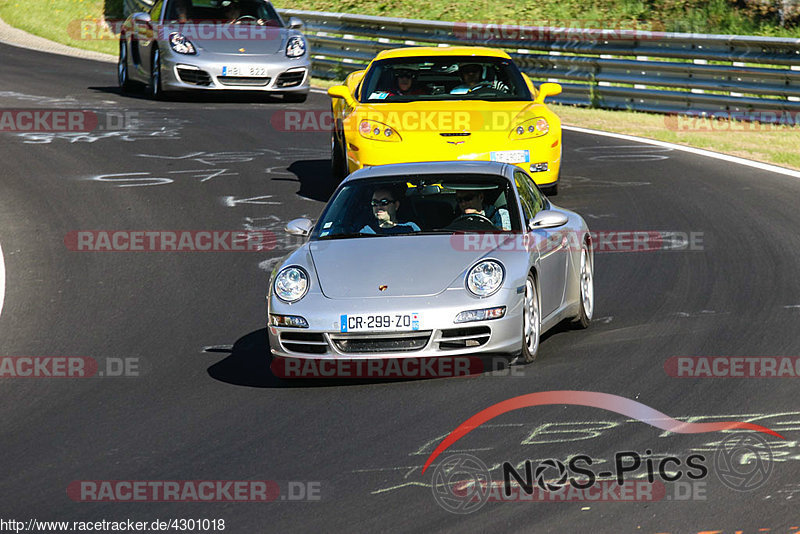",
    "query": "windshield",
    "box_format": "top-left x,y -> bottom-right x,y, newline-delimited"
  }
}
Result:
165,0 -> 282,25
359,56 -> 532,103
313,174 -> 522,240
